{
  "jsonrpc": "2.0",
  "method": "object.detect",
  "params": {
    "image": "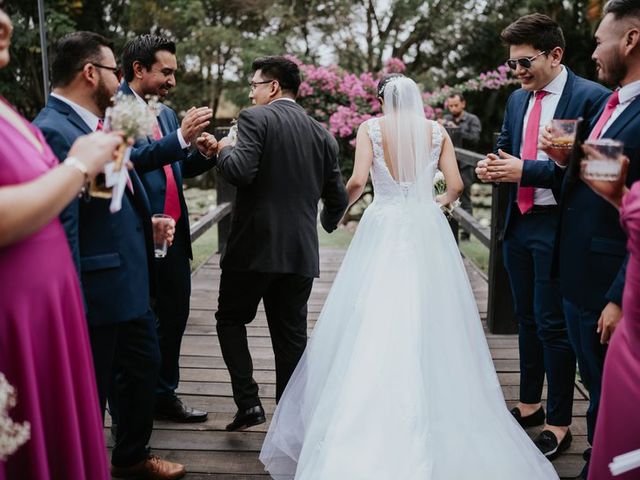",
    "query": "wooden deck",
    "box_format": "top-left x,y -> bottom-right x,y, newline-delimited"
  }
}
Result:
110,248 -> 588,479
